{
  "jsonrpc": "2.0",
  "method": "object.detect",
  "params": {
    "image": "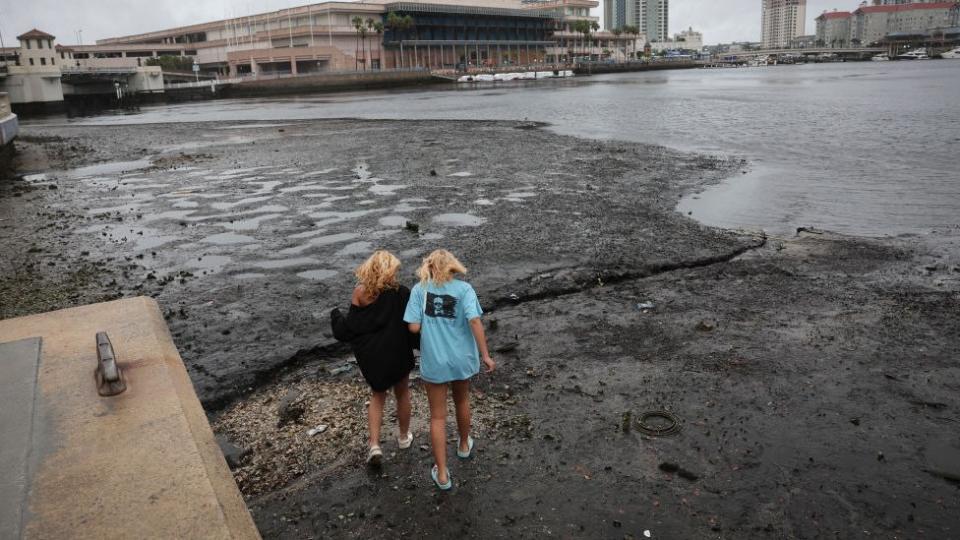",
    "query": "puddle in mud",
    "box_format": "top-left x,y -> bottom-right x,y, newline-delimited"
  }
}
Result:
297,269 -> 339,281
173,200 -> 201,209
248,181 -> 284,195
288,228 -> 329,240
308,209 -> 383,227
219,214 -> 284,231
232,272 -> 268,280
433,213 -> 487,227
58,158 -> 154,179
214,123 -> 294,130
379,215 -> 409,227
278,232 -> 360,255
202,232 -> 258,245
250,257 -> 320,269
393,202 -> 427,212
211,196 -> 276,210
370,230 -> 402,239
300,168 -> 338,178
118,183 -> 171,191
336,241 -> 374,257
141,210 -> 197,222
473,199 -> 495,206
86,202 -> 146,215
369,184 -> 409,196
448,171 -> 474,177
184,254 -> 233,273
279,184 -> 328,194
